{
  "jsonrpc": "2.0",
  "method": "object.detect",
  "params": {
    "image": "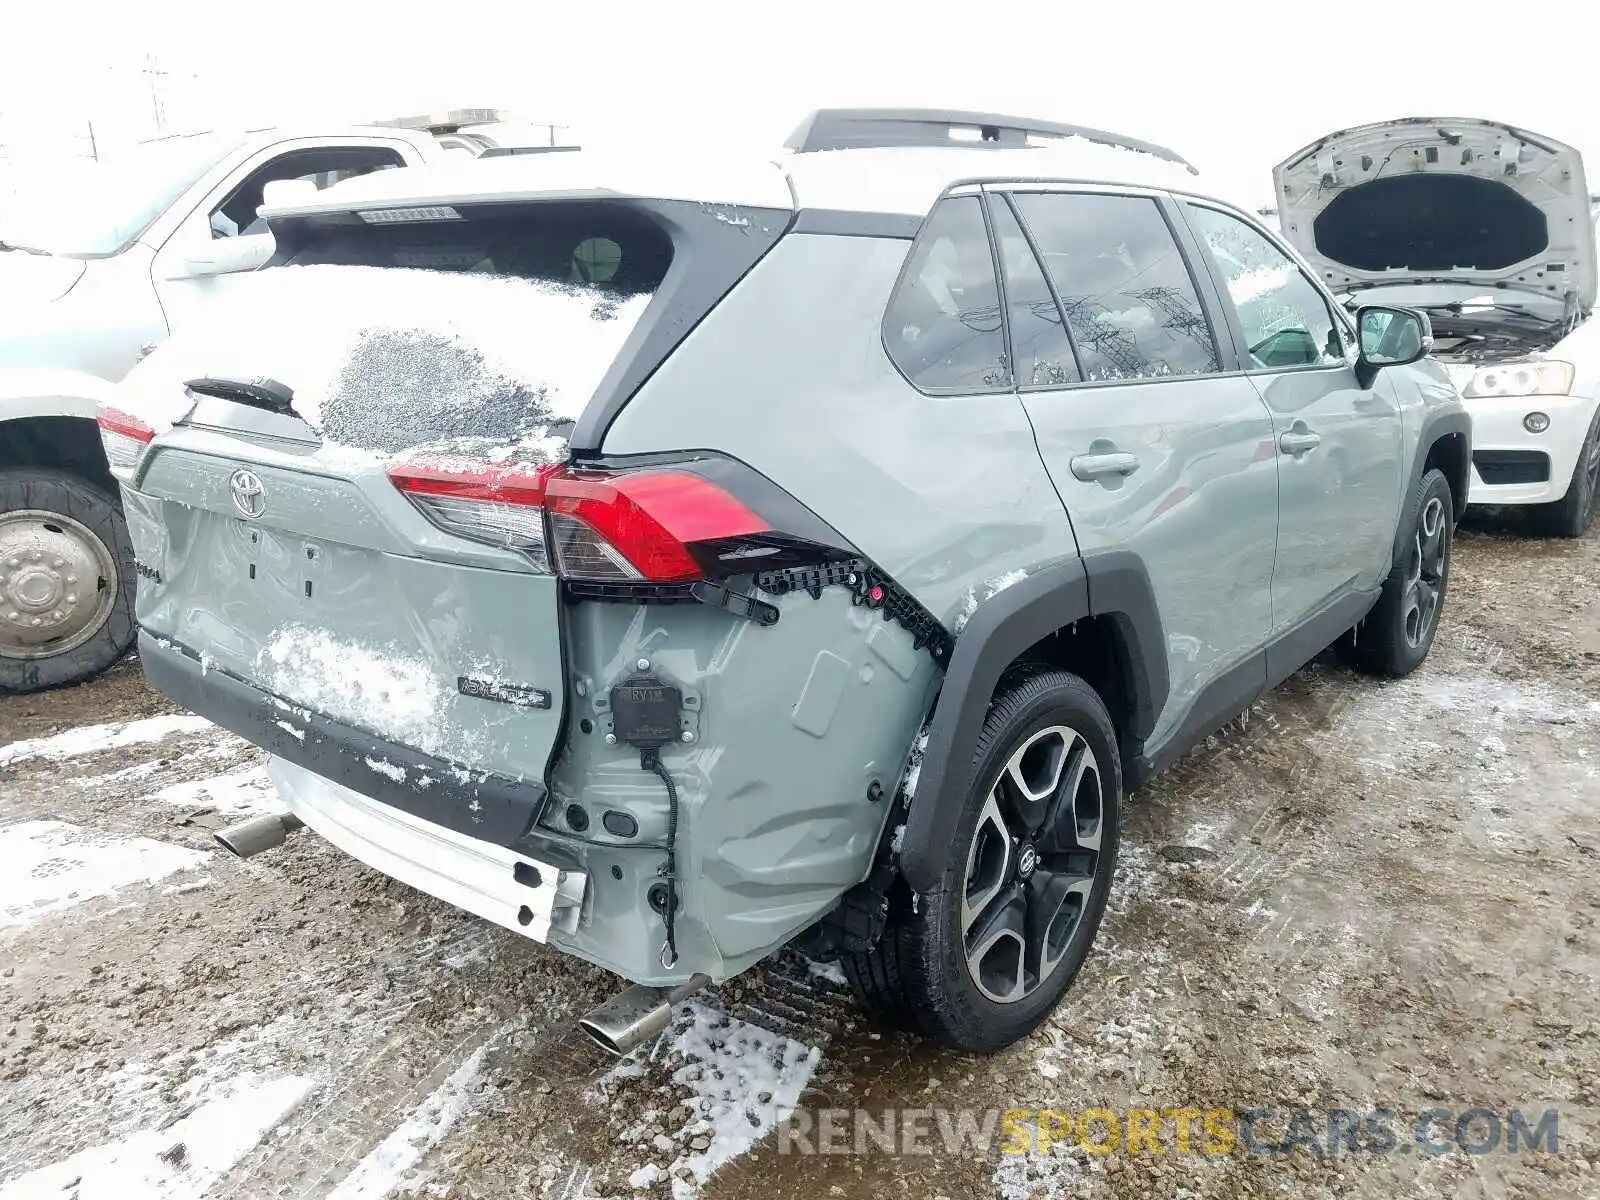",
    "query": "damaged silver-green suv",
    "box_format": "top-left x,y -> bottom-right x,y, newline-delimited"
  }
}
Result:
104,110 -> 1469,1053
